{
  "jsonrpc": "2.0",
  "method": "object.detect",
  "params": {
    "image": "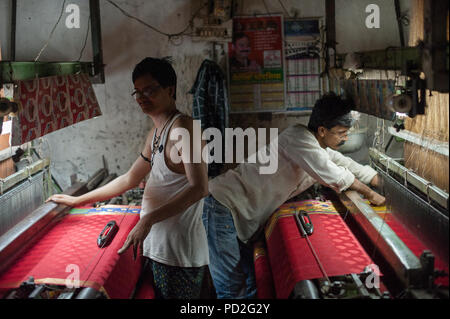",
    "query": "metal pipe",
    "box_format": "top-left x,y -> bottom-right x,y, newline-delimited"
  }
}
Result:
394,0 -> 405,47
292,280 -> 320,299
75,287 -> 101,299
369,147 -> 448,210
28,285 -> 46,299
89,0 -> 105,83
384,135 -> 394,153
387,126 -> 448,156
